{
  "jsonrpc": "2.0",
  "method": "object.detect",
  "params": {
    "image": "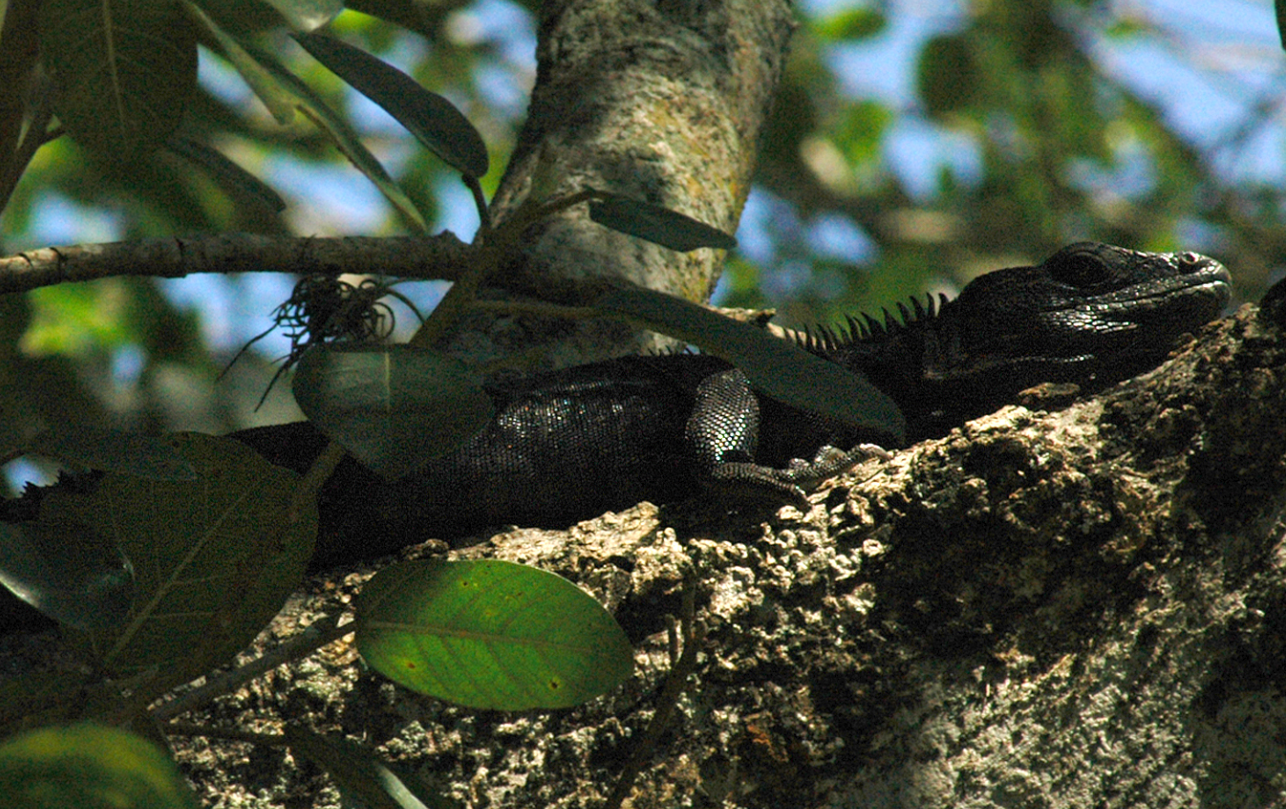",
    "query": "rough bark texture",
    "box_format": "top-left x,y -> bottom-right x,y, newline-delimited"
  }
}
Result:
445,0 -> 795,370
155,303 -> 1286,807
